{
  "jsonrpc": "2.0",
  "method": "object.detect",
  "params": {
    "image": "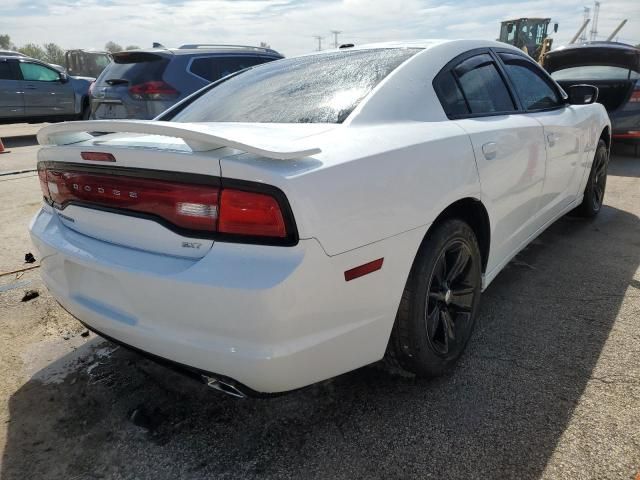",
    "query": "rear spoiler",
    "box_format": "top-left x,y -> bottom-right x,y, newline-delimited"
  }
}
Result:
37,120 -> 322,160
